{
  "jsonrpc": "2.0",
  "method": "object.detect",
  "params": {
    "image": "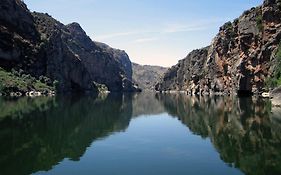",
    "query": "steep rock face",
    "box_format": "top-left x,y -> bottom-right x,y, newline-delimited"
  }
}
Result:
0,0 -> 39,69
0,0 -> 138,93
157,0 -> 281,95
33,12 -> 138,92
95,42 -> 133,81
31,13 -> 95,92
0,0 -> 38,41
133,63 -> 167,90
156,47 -> 209,93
